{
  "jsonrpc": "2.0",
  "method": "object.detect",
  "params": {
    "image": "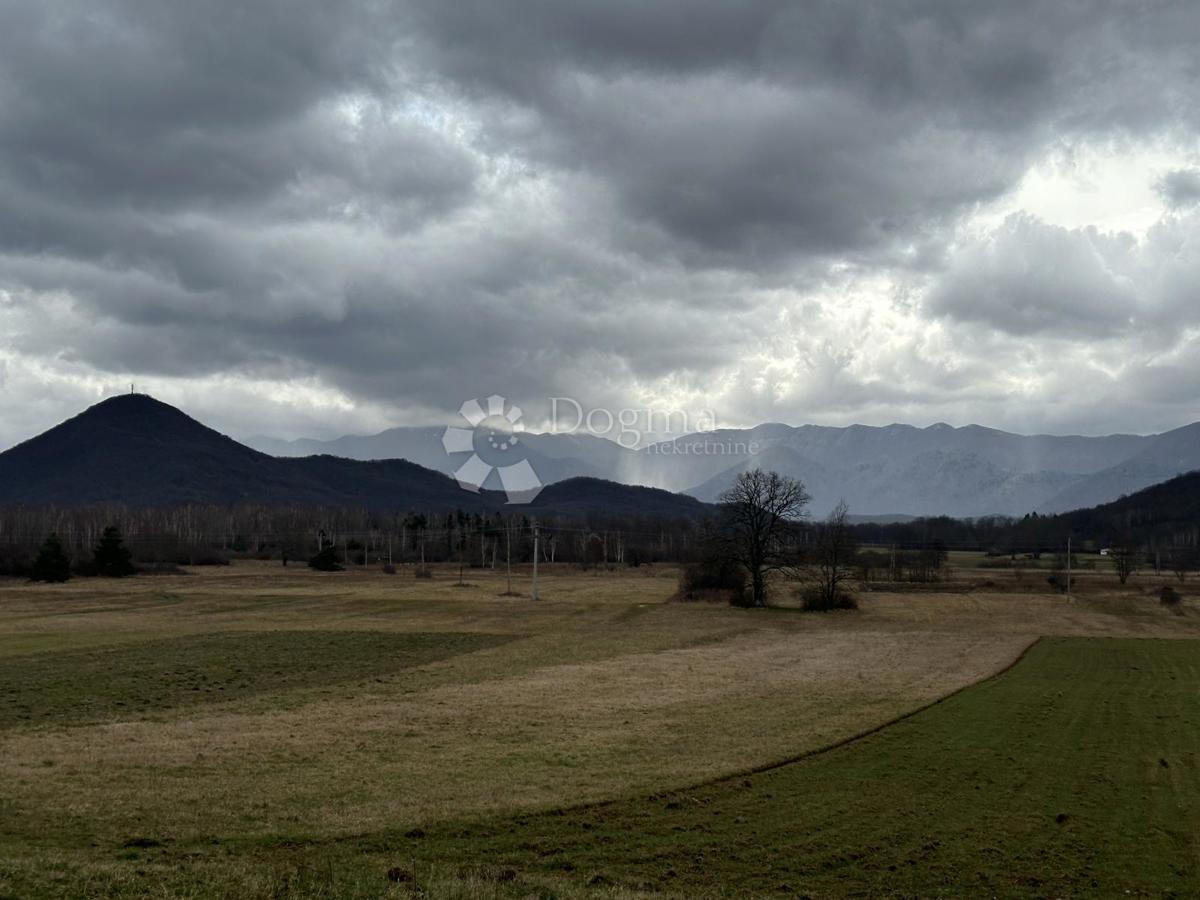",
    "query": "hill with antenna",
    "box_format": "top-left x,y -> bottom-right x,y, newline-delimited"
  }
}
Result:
0,395 -> 706,520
